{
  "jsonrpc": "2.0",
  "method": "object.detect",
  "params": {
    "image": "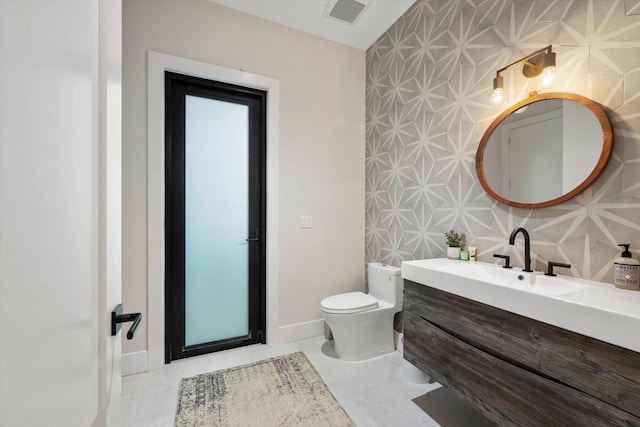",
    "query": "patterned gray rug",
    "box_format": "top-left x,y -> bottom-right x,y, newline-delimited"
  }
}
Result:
175,352 -> 354,426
